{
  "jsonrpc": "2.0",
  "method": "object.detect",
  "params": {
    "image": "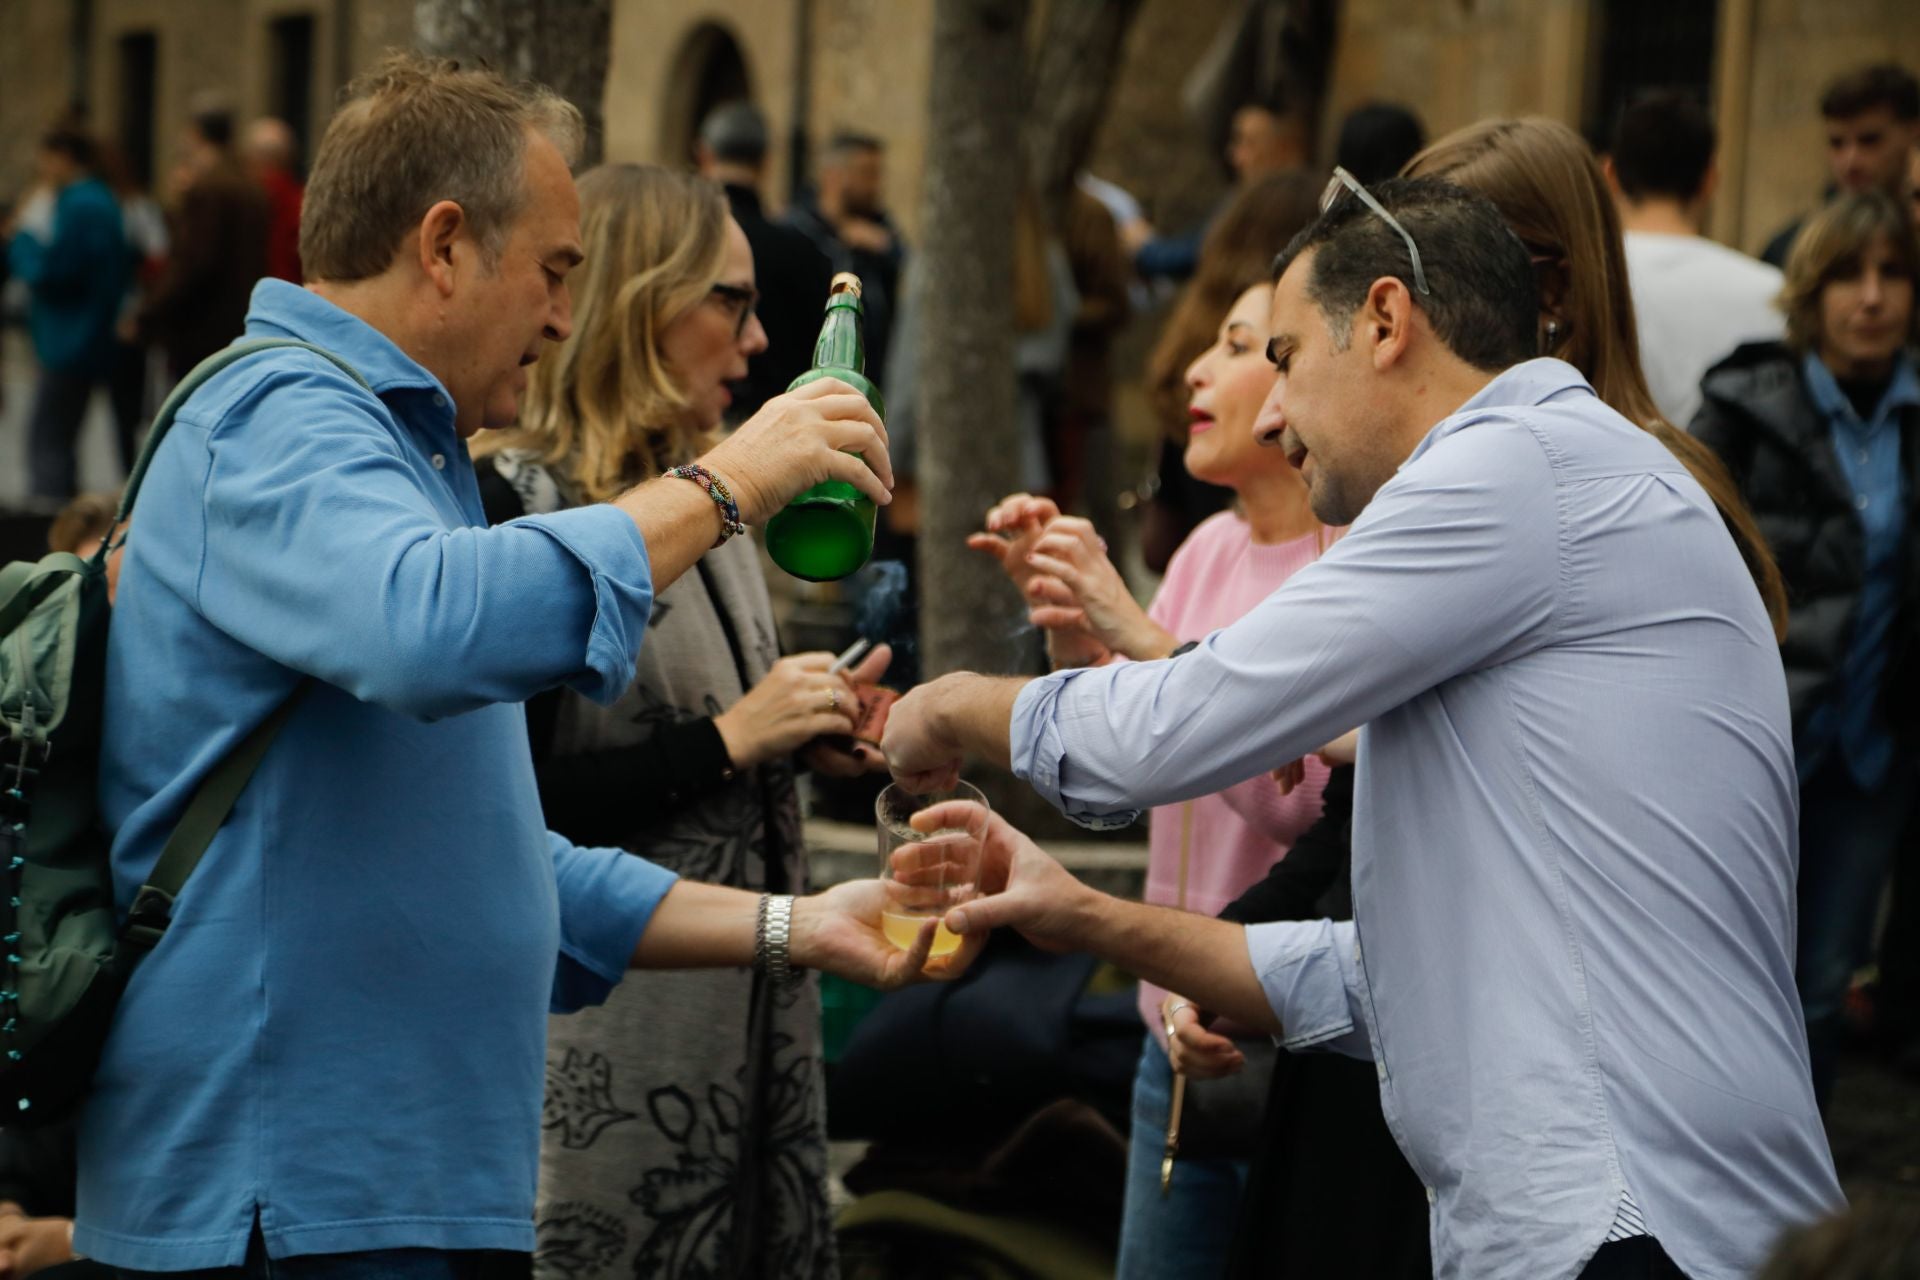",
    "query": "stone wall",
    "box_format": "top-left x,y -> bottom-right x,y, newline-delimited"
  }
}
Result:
1733,0 -> 1920,255
5,0 -> 1917,268
0,0 -> 78,198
